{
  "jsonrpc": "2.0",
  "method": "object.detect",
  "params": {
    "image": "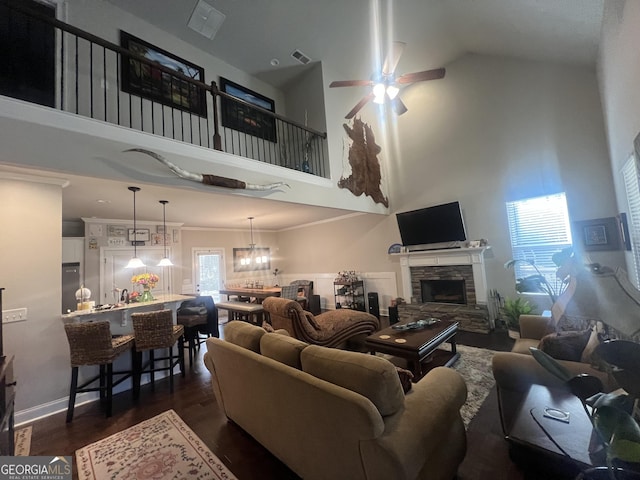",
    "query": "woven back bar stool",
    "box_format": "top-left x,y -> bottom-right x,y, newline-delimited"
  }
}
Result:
63,320 -> 135,423
131,309 -> 185,396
